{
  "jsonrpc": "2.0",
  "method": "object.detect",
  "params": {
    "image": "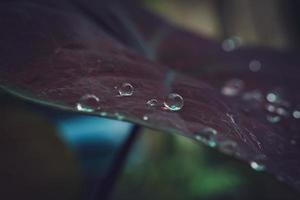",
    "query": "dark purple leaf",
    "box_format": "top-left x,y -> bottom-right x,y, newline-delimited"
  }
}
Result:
0,0 -> 300,192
